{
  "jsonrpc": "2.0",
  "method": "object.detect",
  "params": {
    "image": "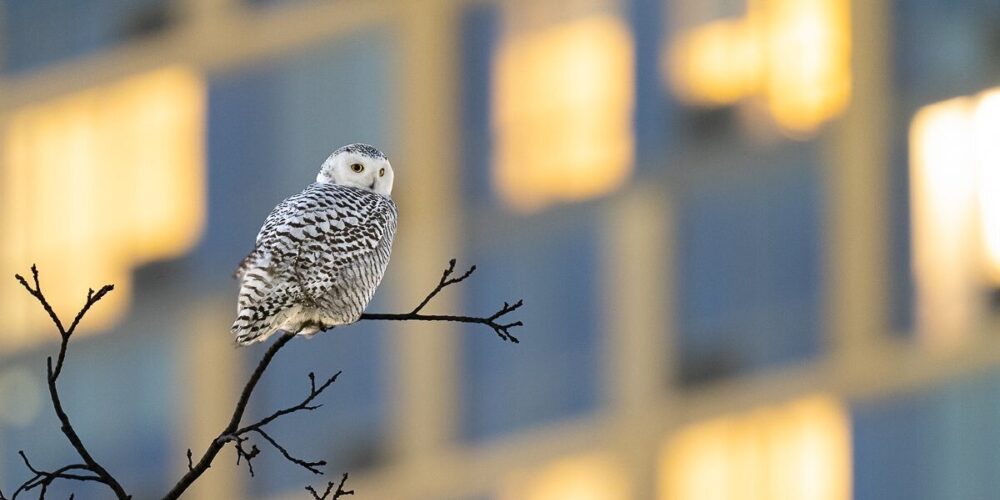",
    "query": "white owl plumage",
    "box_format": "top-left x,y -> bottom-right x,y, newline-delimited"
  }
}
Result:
232,144 -> 398,345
